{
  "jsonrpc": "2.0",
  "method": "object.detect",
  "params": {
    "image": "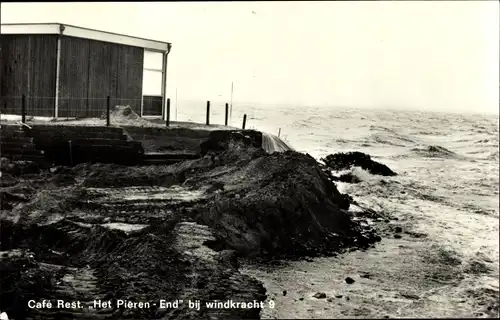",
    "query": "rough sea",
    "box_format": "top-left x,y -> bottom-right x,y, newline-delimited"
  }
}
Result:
176,102 -> 499,318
